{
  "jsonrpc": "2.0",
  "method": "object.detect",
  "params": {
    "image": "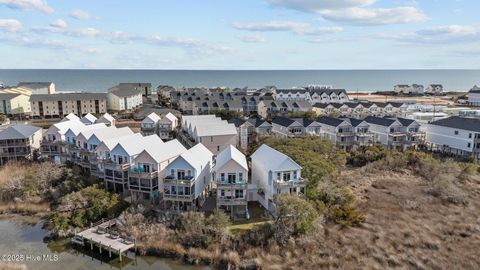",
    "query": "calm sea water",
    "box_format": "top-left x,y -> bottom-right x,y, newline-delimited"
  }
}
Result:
0,69 -> 479,93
